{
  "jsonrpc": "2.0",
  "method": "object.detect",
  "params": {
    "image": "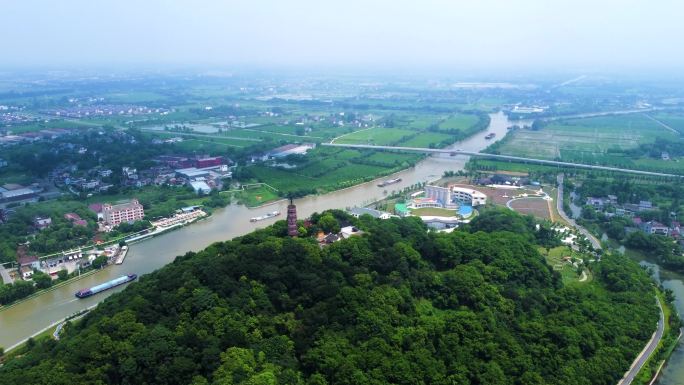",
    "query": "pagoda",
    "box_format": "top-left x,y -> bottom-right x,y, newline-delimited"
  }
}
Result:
287,197 -> 298,237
